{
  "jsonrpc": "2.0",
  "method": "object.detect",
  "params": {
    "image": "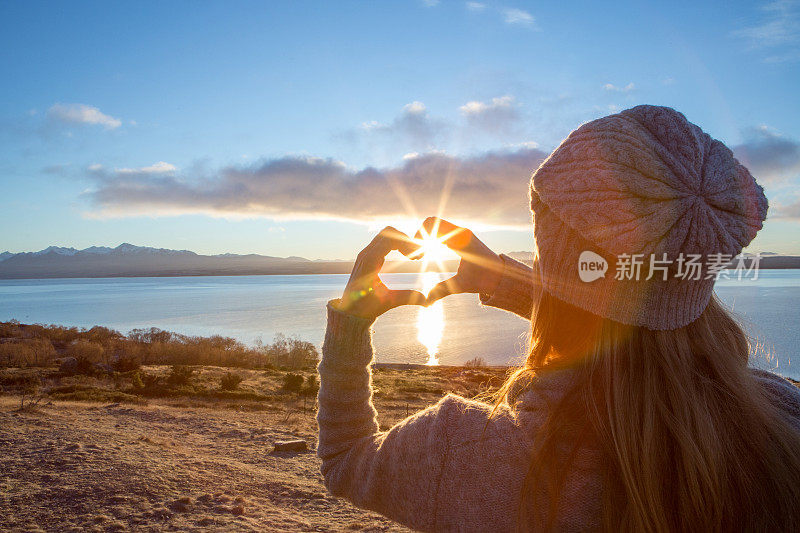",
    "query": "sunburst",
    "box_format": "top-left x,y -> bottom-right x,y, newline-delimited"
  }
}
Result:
379,173 -> 463,366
